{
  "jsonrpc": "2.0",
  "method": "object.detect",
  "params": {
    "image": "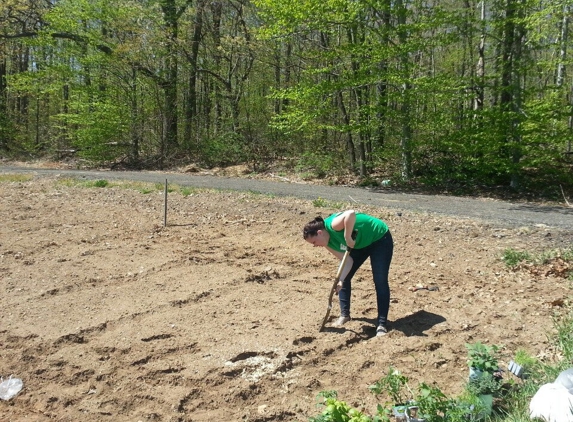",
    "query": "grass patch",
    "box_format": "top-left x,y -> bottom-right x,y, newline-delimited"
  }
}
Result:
502,247 -> 573,267
502,249 -> 532,267
234,190 -> 277,200
0,173 -> 34,183
55,178 -> 202,196
57,178 -> 112,189
312,197 -> 344,209
93,179 -> 109,187
553,311 -> 573,364
180,187 -> 194,197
